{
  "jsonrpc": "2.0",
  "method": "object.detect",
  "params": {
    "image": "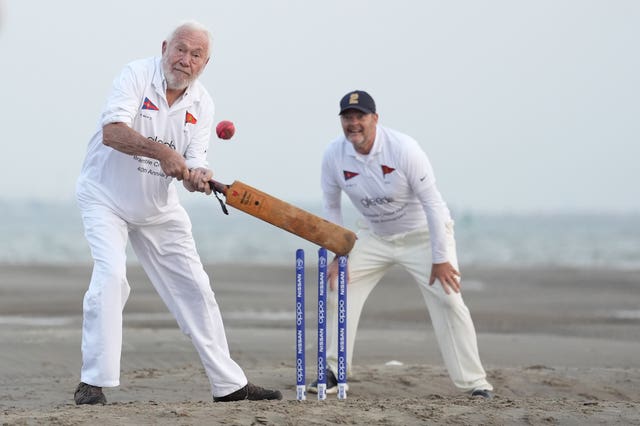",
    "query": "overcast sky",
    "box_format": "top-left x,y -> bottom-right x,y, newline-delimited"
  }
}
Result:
1,0 -> 638,214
